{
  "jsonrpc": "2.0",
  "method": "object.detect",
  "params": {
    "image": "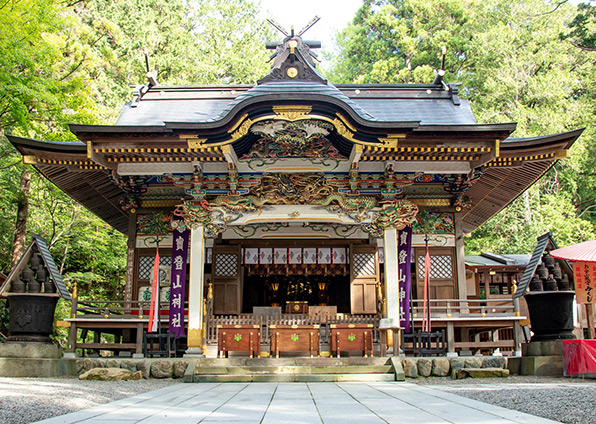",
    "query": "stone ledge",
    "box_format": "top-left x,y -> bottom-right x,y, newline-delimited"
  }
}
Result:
520,355 -> 563,376
0,342 -> 61,359
401,356 -> 508,378
451,367 -> 510,379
